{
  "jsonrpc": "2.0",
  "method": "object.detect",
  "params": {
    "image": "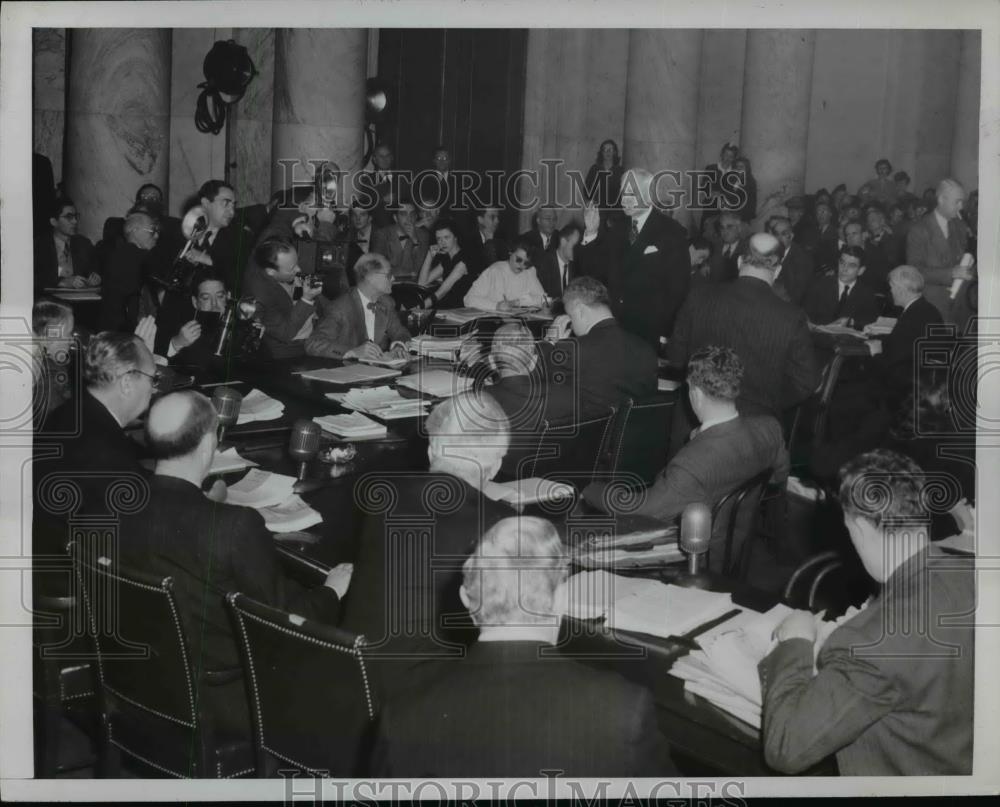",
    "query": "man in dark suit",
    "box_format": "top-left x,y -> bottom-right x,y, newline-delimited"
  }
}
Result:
370,200 -> 429,280
867,265 -> 944,410
583,346 -> 788,571
760,450 -> 973,775
787,196 -> 819,256
668,233 -> 820,418
345,202 -> 375,280
519,205 -> 559,268
803,246 -> 880,330
117,391 -> 349,740
154,267 -> 232,368
863,205 -> 902,293
544,276 -> 657,421
577,168 -> 692,348
905,178 -> 972,322
33,197 -> 99,292
339,393 -> 514,699
372,516 -> 674,778
707,212 -> 743,284
536,223 -> 580,300
464,206 -> 509,273
767,215 -> 815,306
362,143 -> 403,229
244,237 -> 324,359
305,253 -> 410,360
812,200 -> 840,274
97,211 -> 160,332
33,151 -> 56,237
